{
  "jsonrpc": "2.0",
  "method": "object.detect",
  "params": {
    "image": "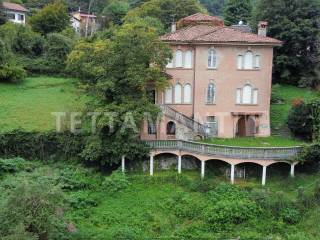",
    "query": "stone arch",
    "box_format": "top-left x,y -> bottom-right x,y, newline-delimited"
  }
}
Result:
205,159 -> 231,178
152,152 -> 179,172
266,161 -> 292,178
235,162 -> 264,180
180,154 -> 201,170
